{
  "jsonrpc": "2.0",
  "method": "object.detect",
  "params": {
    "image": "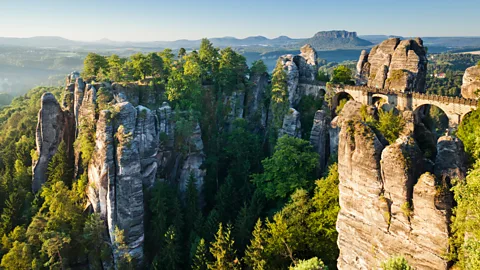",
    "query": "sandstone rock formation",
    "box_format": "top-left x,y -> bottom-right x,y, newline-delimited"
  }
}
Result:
356,38 -> 427,92
32,93 -> 66,192
275,46 -> 326,141
246,72 -> 270,133
34,75 -> 207,266
310,110 -> 330,173
461,65 -> 480,99
279,108 -> 301,138
335,100 -> 463,269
